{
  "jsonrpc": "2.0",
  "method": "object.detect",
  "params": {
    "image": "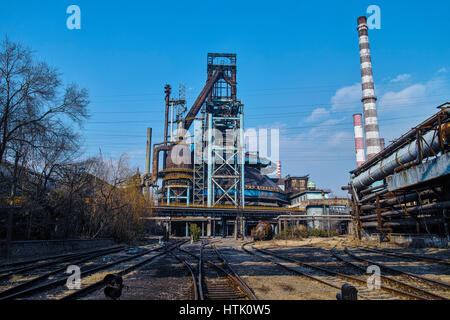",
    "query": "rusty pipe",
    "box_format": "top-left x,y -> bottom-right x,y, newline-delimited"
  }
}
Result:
360,190 -> 435,211
152,145 -> 170,186
360,200 -> 450,221
360,188 -> 389,204
362,217 -> 447,228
